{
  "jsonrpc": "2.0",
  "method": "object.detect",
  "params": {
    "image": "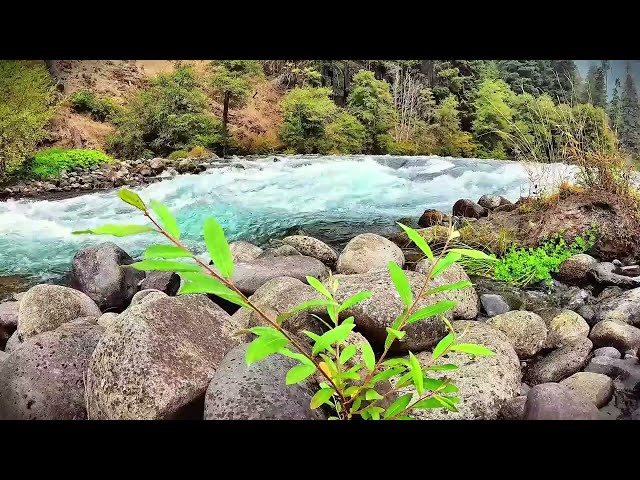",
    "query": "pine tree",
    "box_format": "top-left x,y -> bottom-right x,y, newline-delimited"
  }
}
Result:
620,63 -> 640,154
608,78 -> 623,134
581,63 -> 607,108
